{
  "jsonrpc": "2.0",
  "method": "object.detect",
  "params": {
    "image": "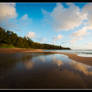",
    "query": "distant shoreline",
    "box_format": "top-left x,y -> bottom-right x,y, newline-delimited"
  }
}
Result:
0,48 -> 92,66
